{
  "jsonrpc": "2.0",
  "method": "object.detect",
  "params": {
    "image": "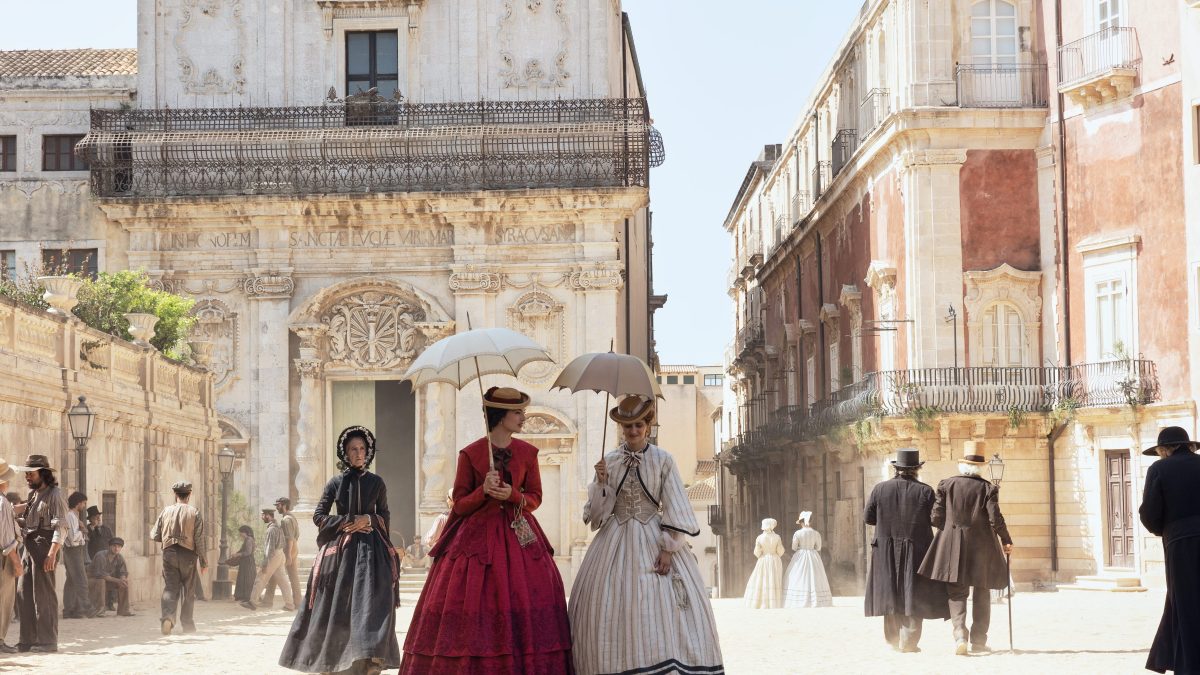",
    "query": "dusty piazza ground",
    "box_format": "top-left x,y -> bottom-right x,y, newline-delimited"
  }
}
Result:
0,589 -> 1162,674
